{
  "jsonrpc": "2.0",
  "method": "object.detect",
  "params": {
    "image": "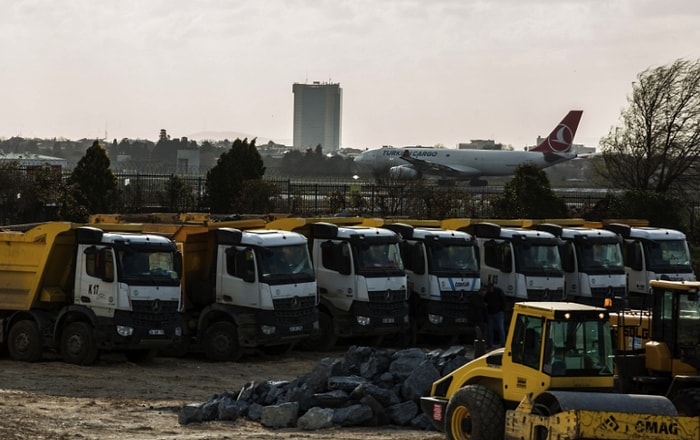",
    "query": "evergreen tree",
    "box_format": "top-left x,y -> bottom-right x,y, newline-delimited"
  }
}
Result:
68,140 -> 120,219
490,164 -> 568,219
204,138 -> 265,214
